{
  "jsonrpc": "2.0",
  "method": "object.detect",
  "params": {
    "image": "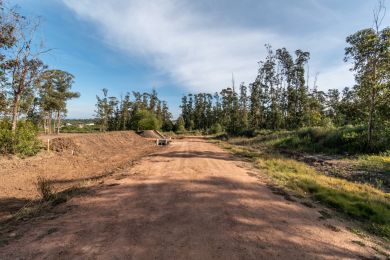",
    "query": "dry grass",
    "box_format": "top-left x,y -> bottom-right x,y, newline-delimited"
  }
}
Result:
217,141 -> 390,239
358,154 -> 390,173
36,177 -> 55,201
